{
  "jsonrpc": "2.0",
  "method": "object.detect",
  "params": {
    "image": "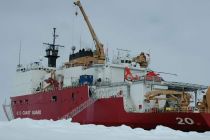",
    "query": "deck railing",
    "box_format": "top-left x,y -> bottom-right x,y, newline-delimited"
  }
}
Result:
144,107 -> 210,113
